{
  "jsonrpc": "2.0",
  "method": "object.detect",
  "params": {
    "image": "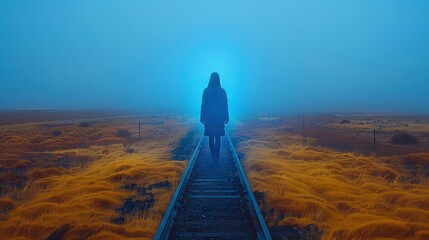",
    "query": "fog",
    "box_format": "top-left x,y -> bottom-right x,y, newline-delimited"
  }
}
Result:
1,0 -> 428,118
